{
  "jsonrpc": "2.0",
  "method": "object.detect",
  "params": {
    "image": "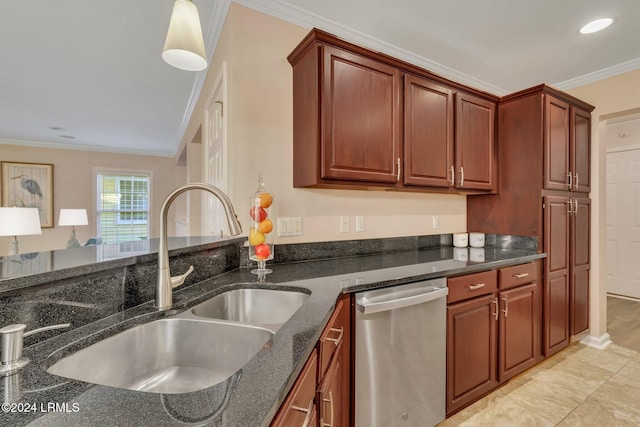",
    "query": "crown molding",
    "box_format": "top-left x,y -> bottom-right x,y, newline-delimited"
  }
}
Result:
554,57 -> 640,91
0,137 -> 174,158
233,0 -> 506,96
